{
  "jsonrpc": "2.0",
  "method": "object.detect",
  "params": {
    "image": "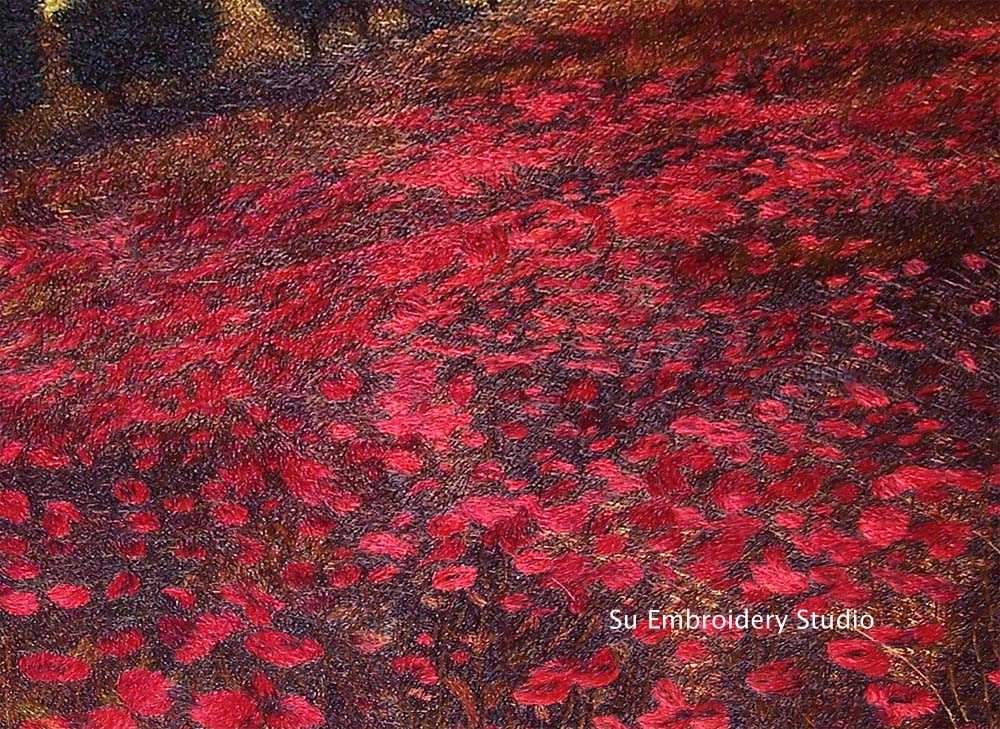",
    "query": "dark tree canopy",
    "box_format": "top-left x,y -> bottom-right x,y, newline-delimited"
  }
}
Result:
400,0 -> 471,35
261,0 -> 371,53
0,0 -> 44,119
56,0 -> 222,95
260,0 -> 479,52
